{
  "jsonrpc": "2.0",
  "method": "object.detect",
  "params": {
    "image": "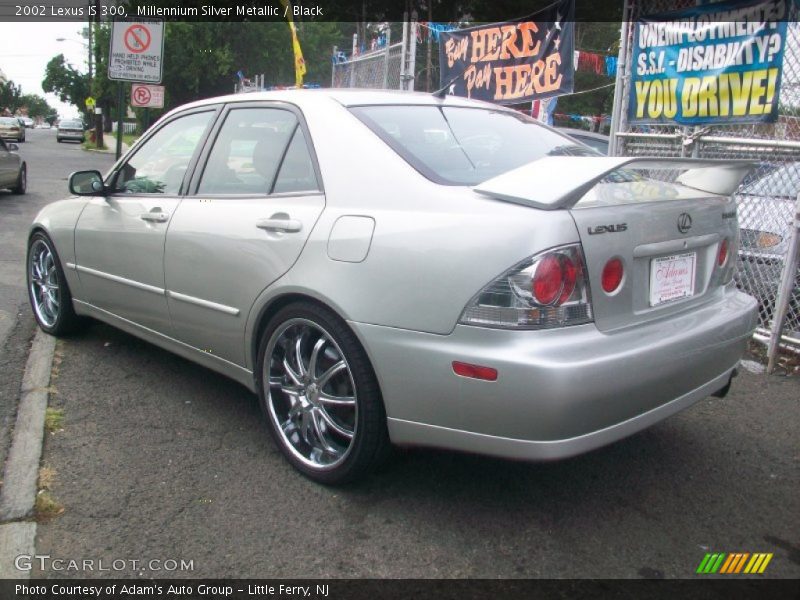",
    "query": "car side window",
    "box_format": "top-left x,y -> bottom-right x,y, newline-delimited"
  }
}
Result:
114,111 -> 213,195
197,107 -> 305,195
272,126 -> 319,194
